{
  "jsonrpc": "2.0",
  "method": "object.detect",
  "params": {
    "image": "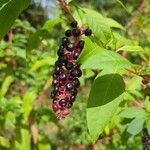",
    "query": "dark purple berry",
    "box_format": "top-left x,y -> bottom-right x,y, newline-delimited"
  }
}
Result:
67,102 -> 73,108
73,51 -> 80,59
55,60 -> 62,67
53,79 -> 58,85
71,88 -> 78,96
59,99 -> 67,107
51,91 -> 56,98
65,30 -> 72,37
74,78 -> 80,88
59,55 -> 68,63
71,69 -> 82,77
62,37 -> 69,44
78,40 -> 85,50
77,69 -> 82,77
53,86 -> 59,92
70,20 -> 78,28
67,43 -> 74,51
72,29 -> 81,37
70,95 -> 76,102
66,82 -> 74,90
53,73 -> 57,78
84,28 -> 92,36
57,48 -> 64,56
59,73 -> 67,81
54,66 -> 61,74
65,62 -> 74,70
